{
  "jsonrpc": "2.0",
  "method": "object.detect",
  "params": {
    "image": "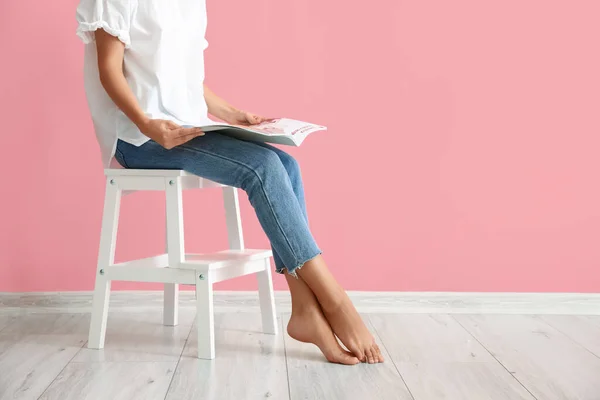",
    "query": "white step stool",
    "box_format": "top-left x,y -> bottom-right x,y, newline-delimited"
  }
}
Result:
88,168 -> 278,359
